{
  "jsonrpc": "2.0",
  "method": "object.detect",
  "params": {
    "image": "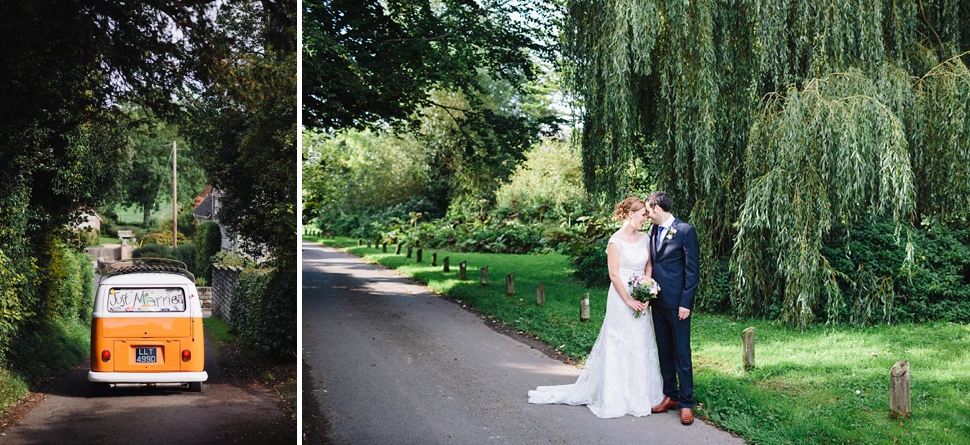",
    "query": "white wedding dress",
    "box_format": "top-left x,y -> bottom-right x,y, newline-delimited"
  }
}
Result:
528,234 -> 664,418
